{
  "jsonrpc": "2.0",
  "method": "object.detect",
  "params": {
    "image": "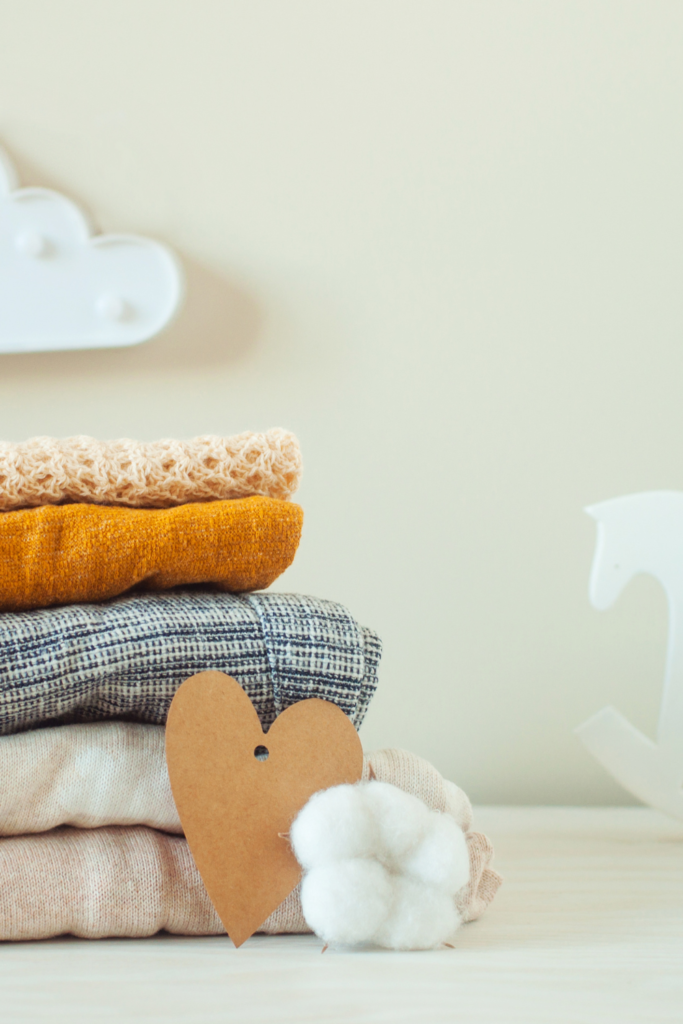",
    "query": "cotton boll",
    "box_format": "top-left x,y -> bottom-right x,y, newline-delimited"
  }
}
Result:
293,778 -> 472,951
362,781 -> 431,867
290,785 -> 377,870
375,877 -> 461,951
300,859 -> 394,945
401,813 -> 470,894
